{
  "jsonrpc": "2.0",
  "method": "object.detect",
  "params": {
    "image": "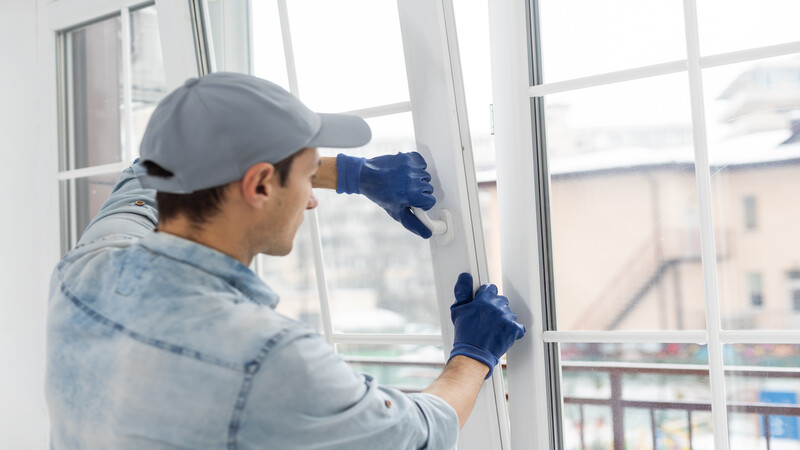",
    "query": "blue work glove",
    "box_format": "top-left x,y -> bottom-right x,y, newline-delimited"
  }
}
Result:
449,273 -> 526,379
336,152 -> 436,238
